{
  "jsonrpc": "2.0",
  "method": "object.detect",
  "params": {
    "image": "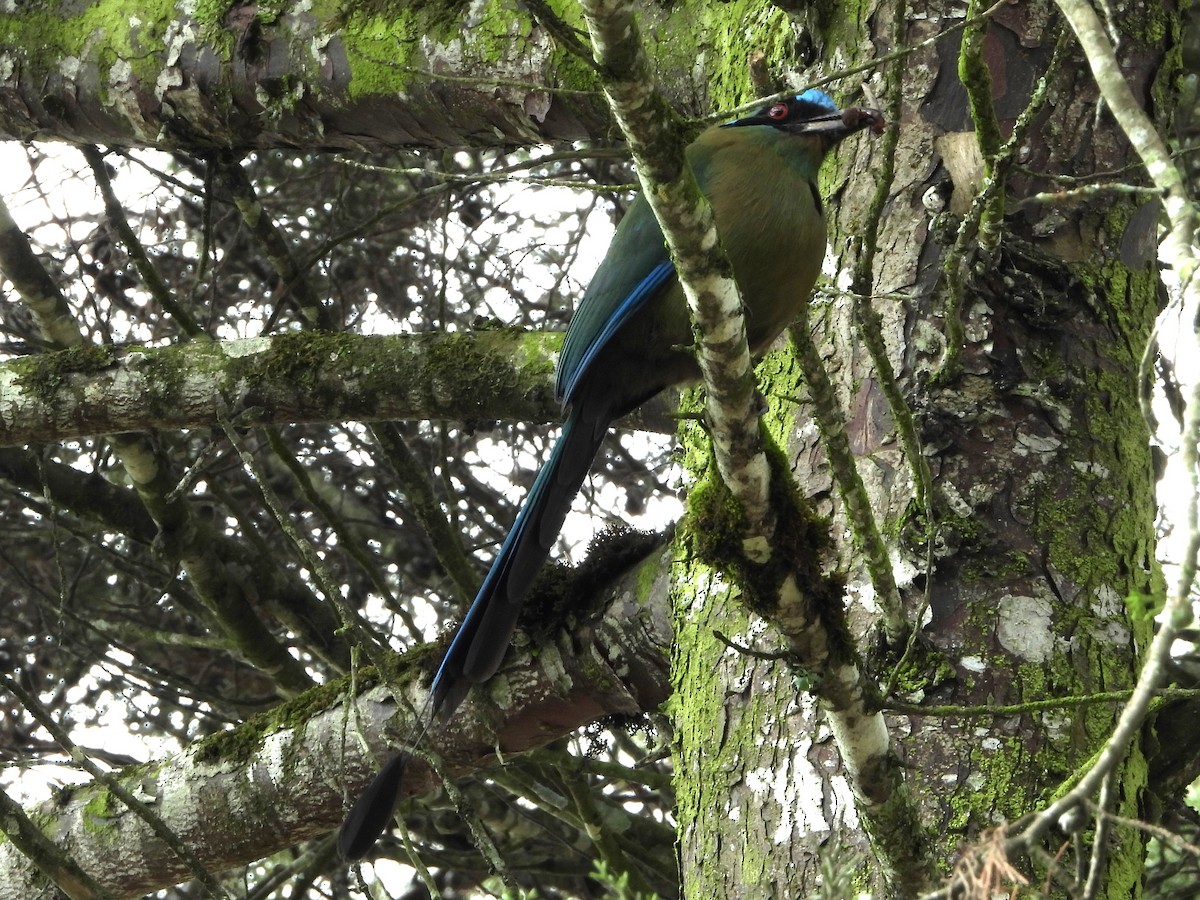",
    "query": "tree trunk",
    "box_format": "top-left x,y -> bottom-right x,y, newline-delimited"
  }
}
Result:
671,0 -> 1168,896
0,0 -> 1182,896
